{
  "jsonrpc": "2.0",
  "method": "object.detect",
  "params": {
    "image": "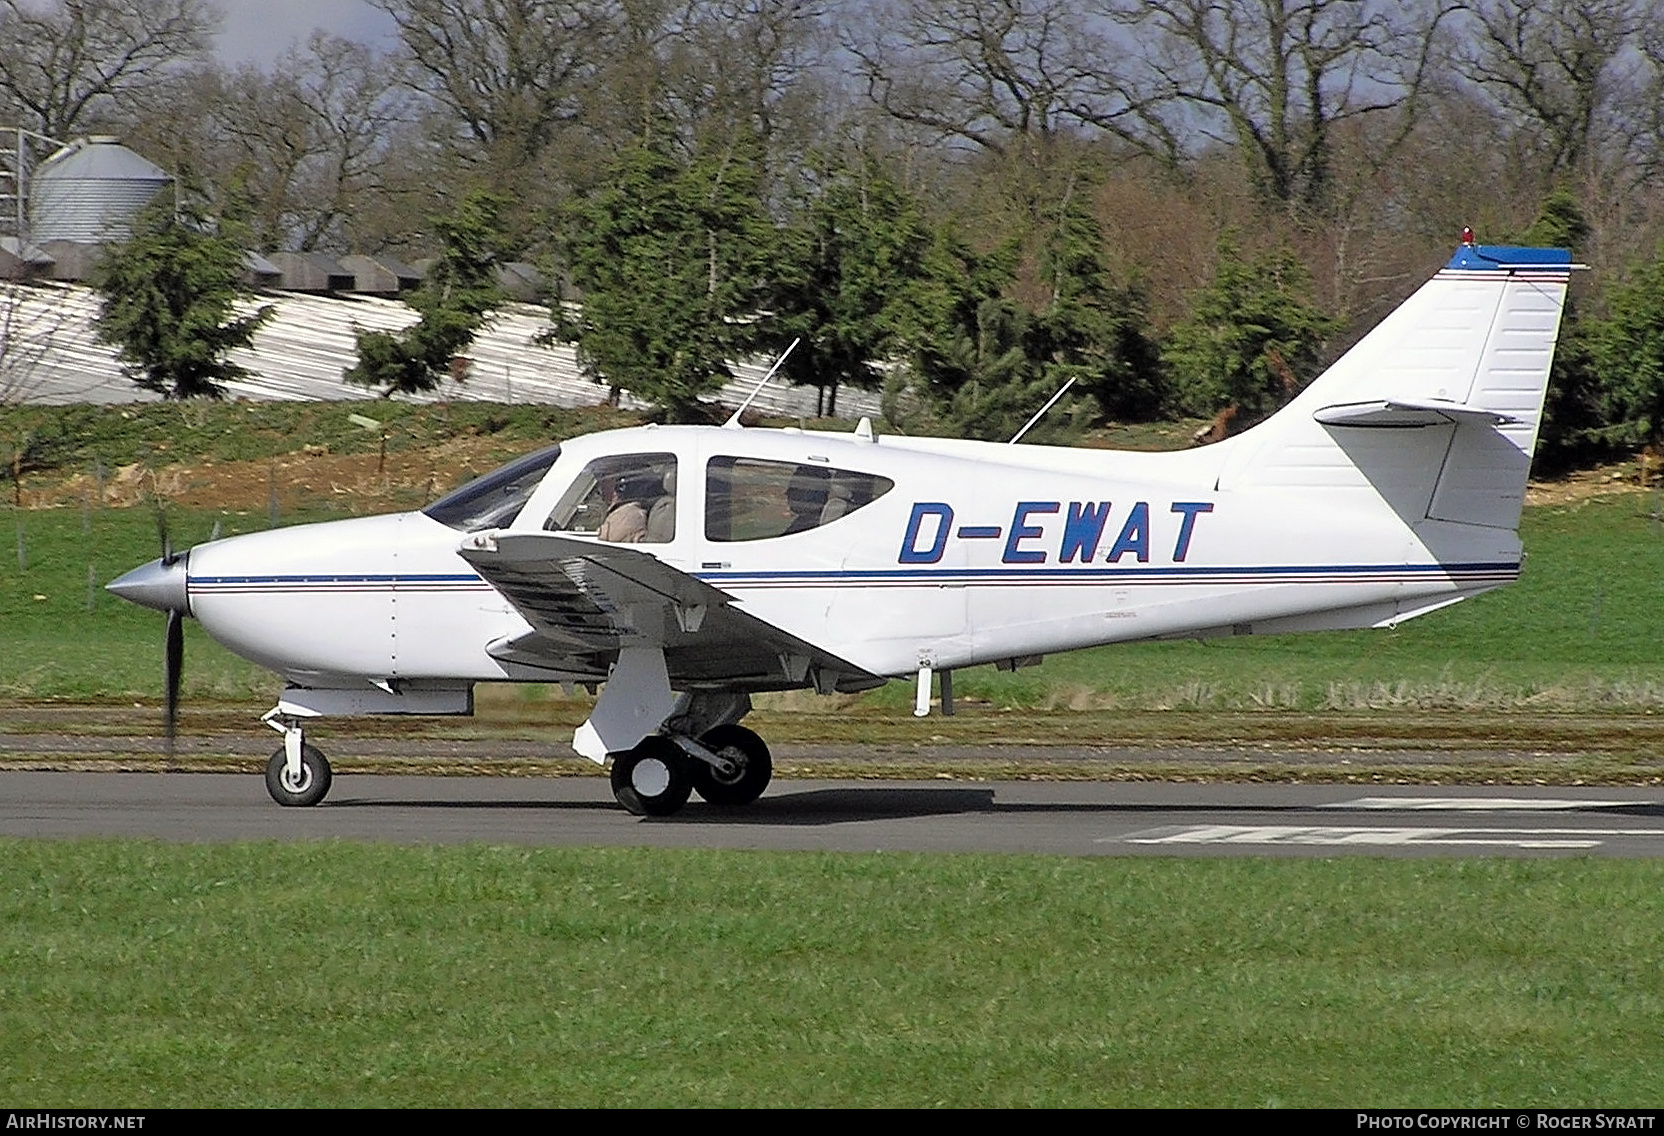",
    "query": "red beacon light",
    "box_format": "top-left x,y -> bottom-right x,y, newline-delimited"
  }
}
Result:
1460,226 -> 1475,245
